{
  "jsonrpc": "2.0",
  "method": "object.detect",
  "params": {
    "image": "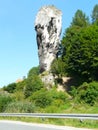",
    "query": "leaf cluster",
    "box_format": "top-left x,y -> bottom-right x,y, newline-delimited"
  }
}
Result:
77,82 -> 98,105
